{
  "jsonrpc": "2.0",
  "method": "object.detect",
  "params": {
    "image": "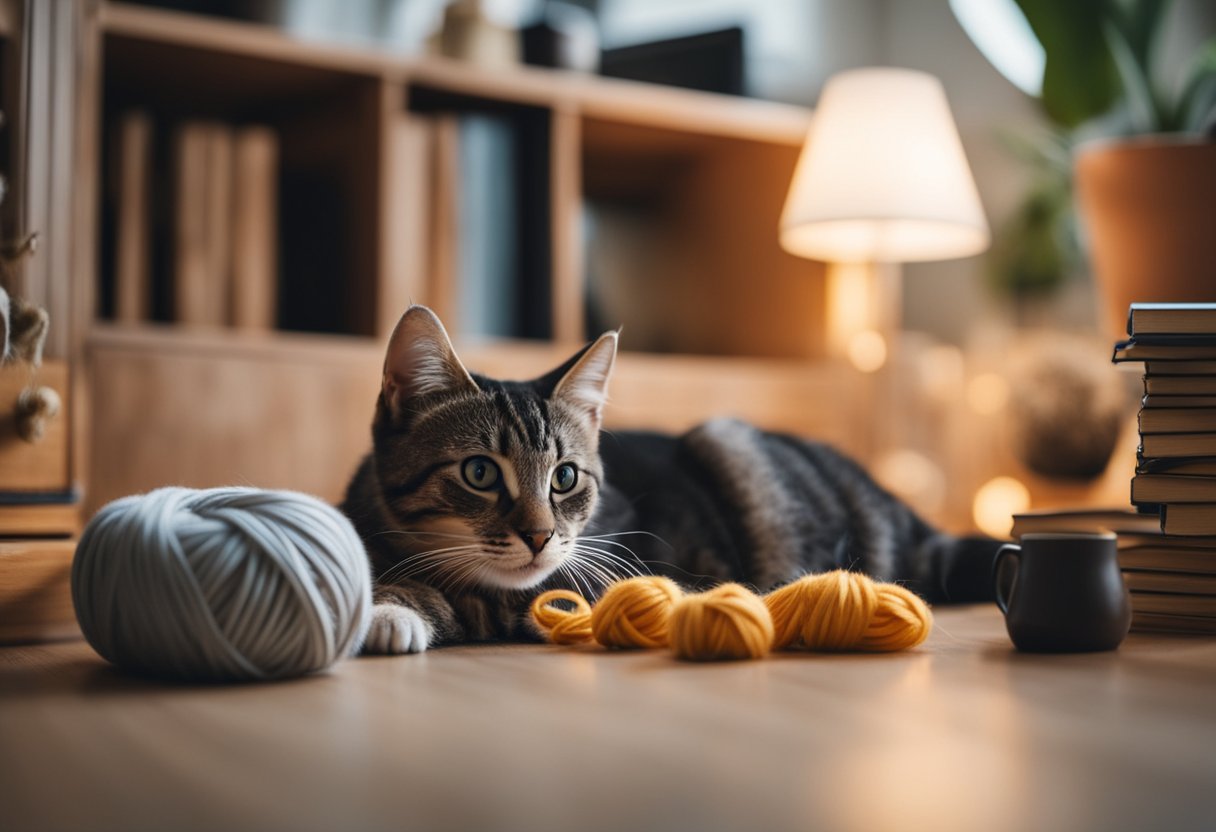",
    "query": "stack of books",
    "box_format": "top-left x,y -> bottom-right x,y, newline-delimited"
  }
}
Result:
1112,302 -> 1216,632
1014,304 -> 1216,635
